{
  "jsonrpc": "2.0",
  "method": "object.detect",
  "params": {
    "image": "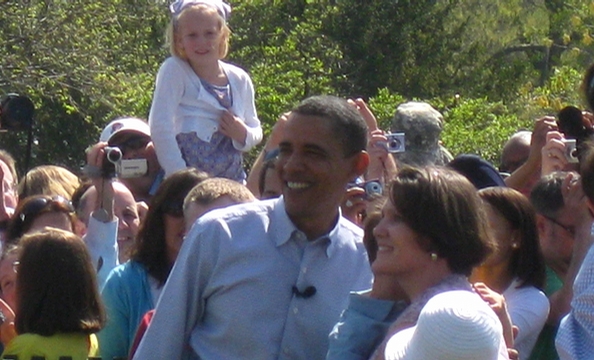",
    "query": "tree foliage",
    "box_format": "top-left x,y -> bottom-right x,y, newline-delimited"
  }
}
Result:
0,0 -> 593,174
